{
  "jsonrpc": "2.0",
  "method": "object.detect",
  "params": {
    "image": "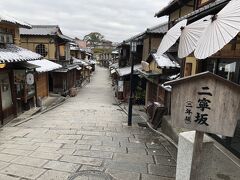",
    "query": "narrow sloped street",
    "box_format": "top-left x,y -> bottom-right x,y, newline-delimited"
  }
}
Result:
0,66 -> 177,180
